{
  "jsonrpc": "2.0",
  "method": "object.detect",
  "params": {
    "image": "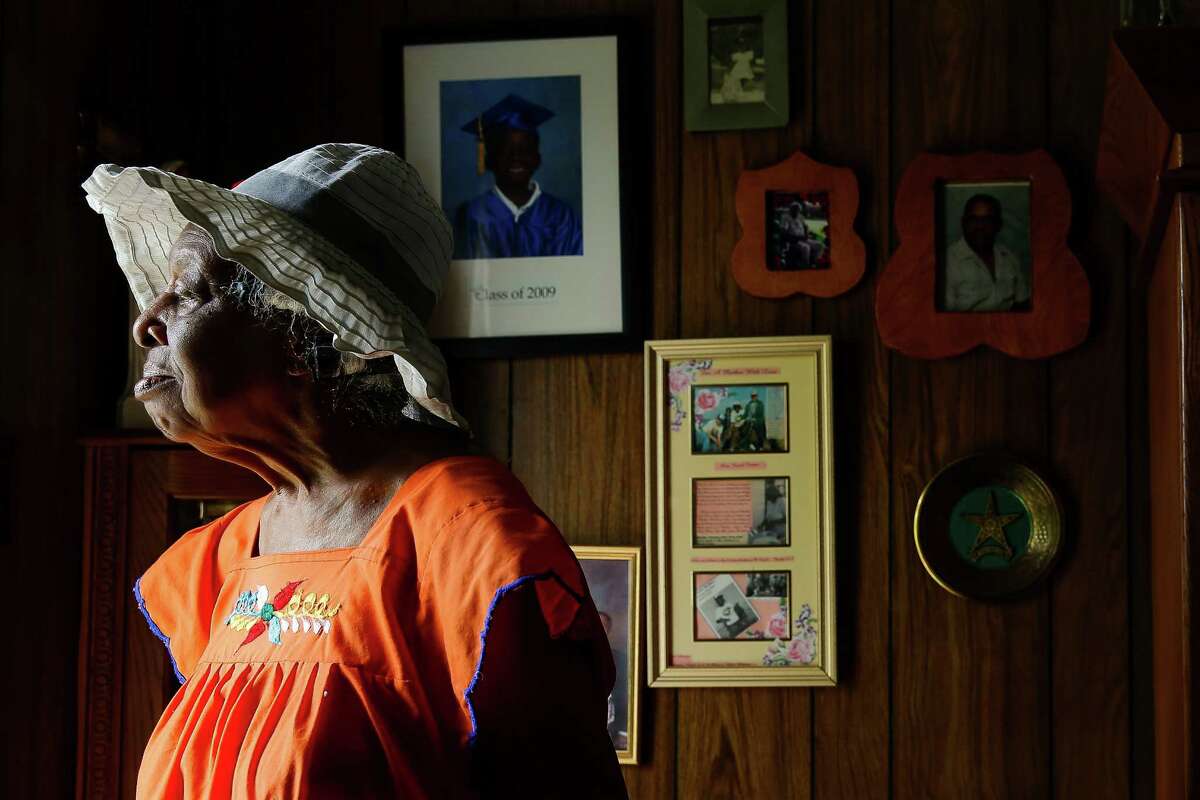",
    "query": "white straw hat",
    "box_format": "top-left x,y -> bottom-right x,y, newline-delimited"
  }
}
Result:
83,143 -> 466,429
